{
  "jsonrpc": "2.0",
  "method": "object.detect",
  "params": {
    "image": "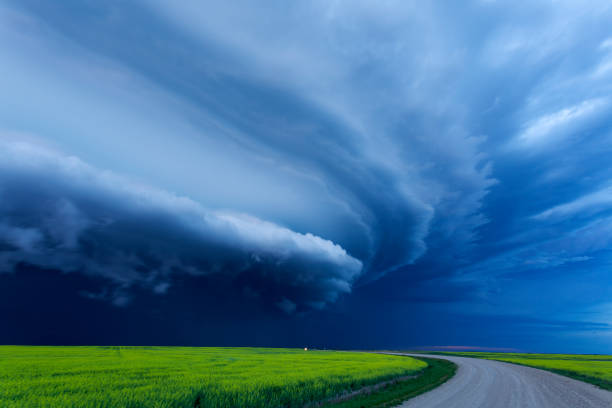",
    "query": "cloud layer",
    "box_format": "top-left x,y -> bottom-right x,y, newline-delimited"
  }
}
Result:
1,0 -> 612,348
0,140 -> 361,311
0,1 -> 497,305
